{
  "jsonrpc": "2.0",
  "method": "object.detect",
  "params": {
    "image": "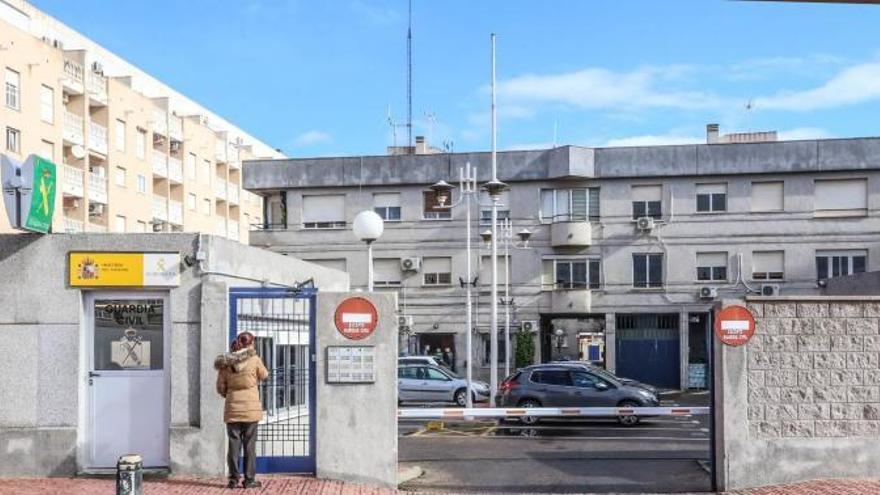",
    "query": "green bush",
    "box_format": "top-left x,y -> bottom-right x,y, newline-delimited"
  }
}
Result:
514,329 -> 535,370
